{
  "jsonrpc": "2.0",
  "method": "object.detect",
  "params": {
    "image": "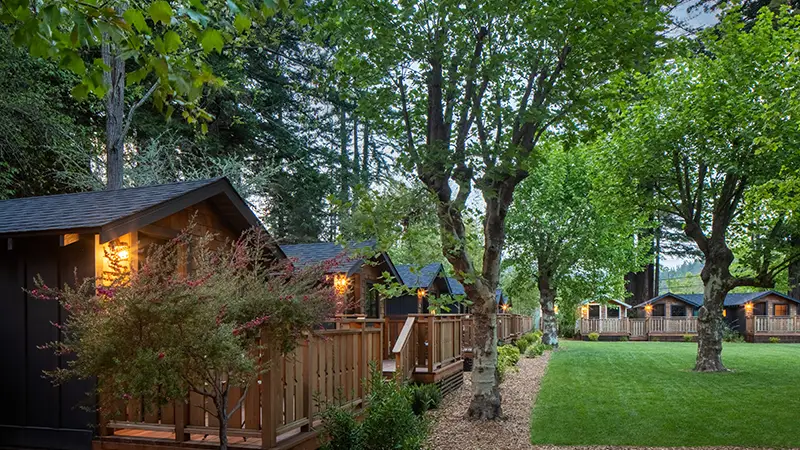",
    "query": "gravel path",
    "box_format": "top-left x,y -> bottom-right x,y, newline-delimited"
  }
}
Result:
427,352 -> 551,450
426,352 -> 777,450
